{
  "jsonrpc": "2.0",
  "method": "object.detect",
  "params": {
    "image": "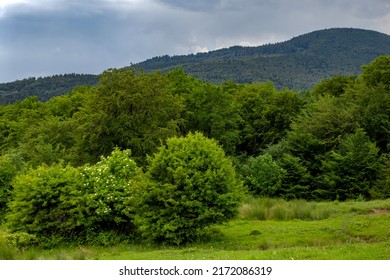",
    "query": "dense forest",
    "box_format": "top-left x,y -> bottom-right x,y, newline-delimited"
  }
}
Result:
1,28 -> 390,105
0,55 -> 389,247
